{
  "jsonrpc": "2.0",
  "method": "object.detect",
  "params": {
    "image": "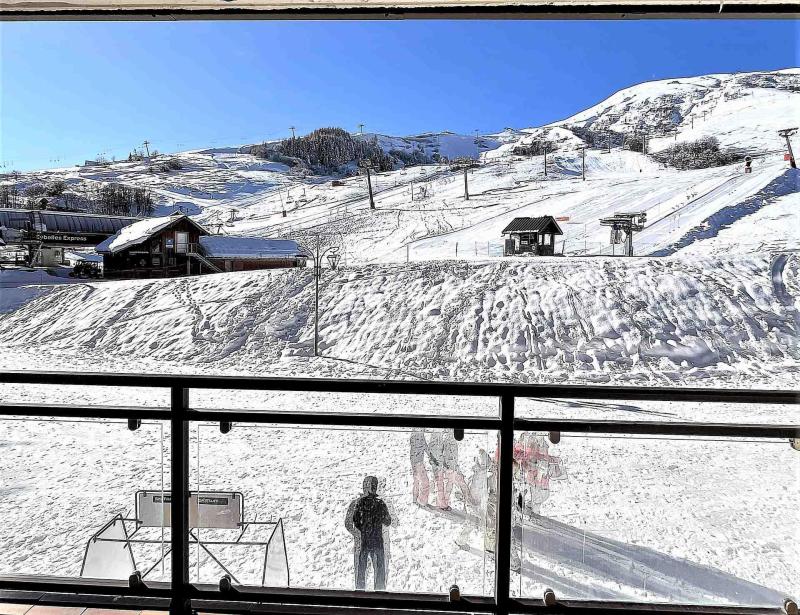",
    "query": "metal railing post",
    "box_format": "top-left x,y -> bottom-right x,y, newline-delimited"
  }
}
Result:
495,395 -> 515,615
170,386 -> 190,615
